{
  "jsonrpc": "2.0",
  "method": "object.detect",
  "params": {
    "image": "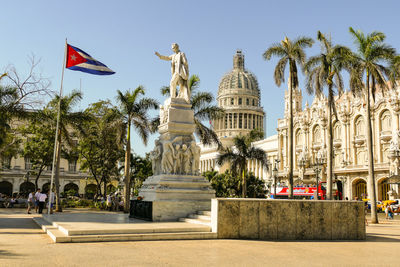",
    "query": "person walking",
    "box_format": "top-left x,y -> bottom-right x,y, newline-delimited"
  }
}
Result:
364,201 -> 369,226
388,204 -> 394,220
38,191 -> 47,214
385,203 -> 389,220
34,189 -> 41,213
27,190 -> 35,214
